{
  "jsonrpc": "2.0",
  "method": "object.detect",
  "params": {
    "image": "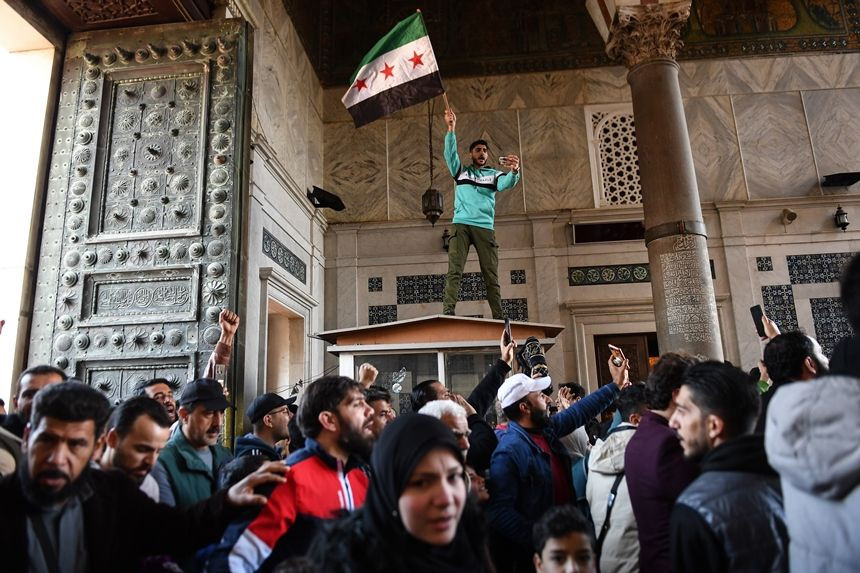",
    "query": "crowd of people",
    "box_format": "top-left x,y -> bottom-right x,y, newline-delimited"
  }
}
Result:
2,253 -> 860,573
